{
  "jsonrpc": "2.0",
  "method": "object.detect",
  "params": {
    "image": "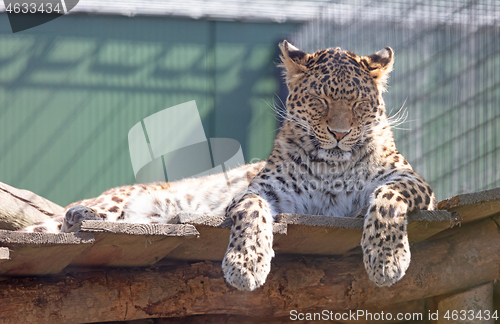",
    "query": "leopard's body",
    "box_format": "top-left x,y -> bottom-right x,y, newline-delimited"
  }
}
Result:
22,162 -> 264,233
20,41 -> 436,291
